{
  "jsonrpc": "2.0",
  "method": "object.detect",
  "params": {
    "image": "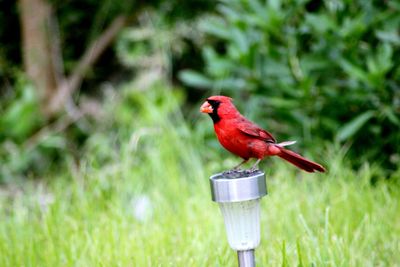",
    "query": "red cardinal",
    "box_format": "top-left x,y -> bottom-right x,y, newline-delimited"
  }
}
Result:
200,95 -> 325,172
